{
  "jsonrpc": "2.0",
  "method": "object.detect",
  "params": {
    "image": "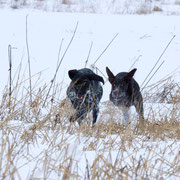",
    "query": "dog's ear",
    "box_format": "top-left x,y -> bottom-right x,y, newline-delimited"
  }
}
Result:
125,68 -> 137,80
88,74 -> 104,84
68,69 -> 78,80
106,67 -> 115,84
